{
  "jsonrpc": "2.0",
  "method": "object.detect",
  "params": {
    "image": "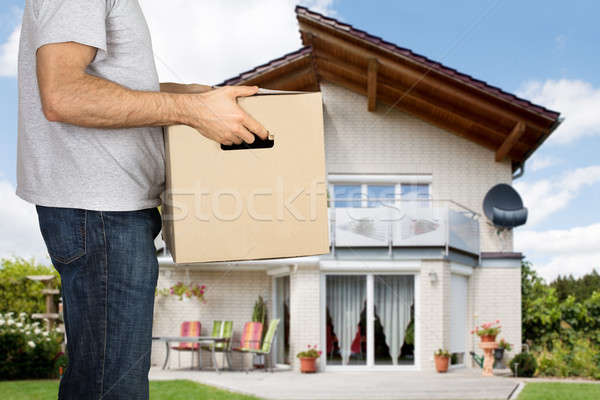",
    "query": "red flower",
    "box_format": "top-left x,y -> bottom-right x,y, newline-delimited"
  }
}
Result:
307,344 -> 312,349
